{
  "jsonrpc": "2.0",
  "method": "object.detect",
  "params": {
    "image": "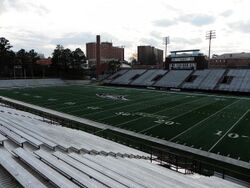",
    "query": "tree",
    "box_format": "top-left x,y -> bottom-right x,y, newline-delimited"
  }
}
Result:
27,49 -> 40,77
108,60 -> 121,73
0,37 -> 12,53
71,48 -> 86,70
0,37 -> 13,77
16,49 -> 30,78
51,45 -> 64,76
